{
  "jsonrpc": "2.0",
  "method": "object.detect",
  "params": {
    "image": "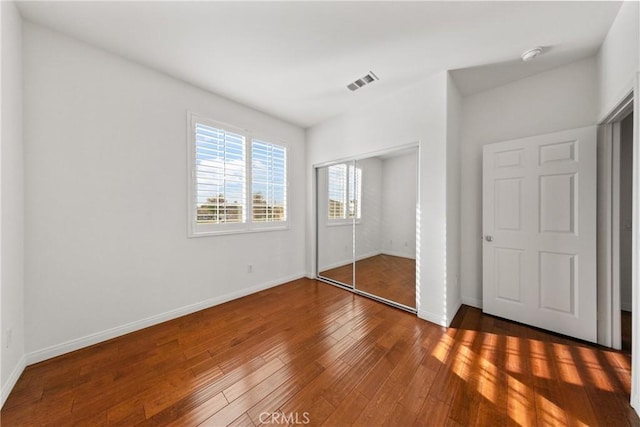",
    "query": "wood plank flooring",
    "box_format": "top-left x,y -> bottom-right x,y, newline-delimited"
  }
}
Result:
354,254 -> 415,309
319,254 -> 416,308
2,278 -> 638,426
